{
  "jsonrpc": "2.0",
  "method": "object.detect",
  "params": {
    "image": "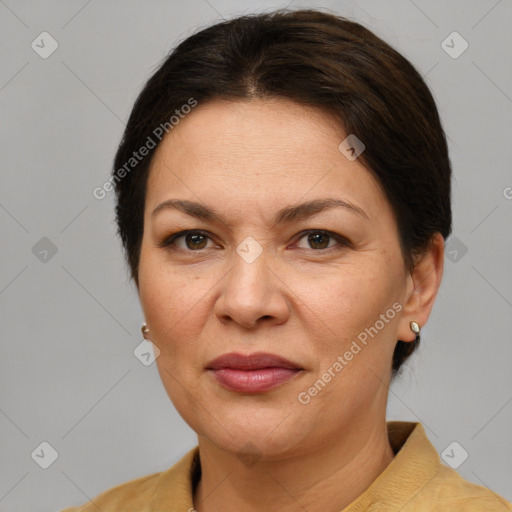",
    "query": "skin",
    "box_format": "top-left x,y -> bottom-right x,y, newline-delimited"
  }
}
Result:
137,98 -> 444,512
